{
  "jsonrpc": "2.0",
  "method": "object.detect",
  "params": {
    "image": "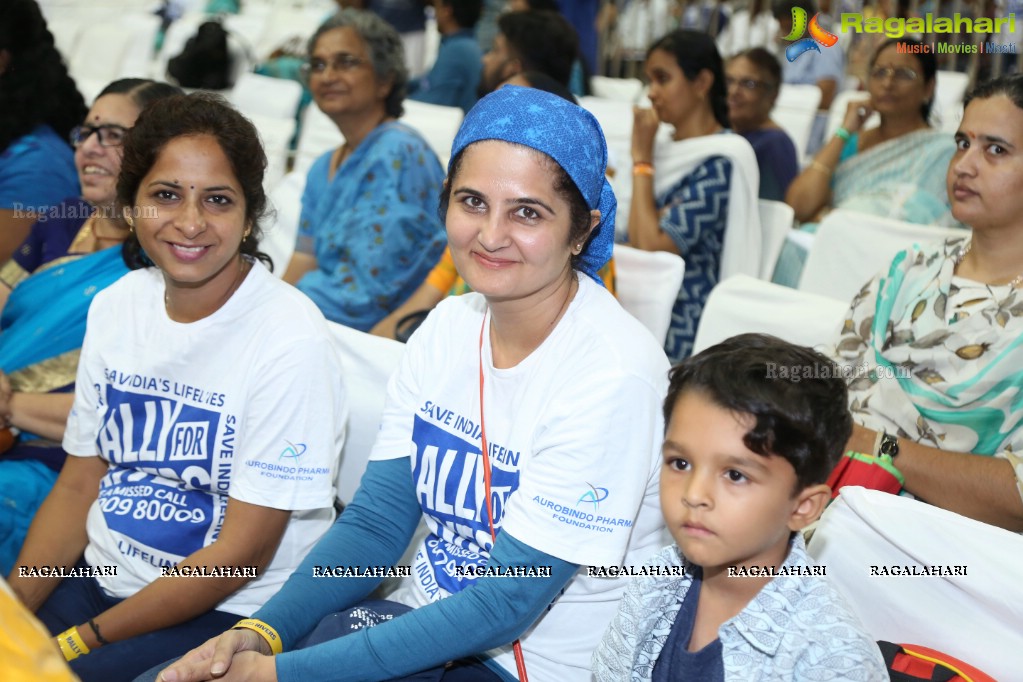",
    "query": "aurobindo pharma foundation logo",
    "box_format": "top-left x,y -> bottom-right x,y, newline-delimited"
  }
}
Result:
784,7 -> 839,62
